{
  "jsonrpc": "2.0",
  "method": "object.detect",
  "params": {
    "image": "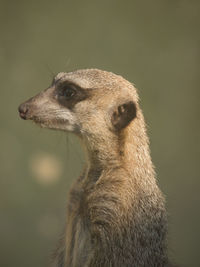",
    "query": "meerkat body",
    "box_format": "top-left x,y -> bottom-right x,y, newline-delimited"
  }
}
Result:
19,69 -> 170,267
